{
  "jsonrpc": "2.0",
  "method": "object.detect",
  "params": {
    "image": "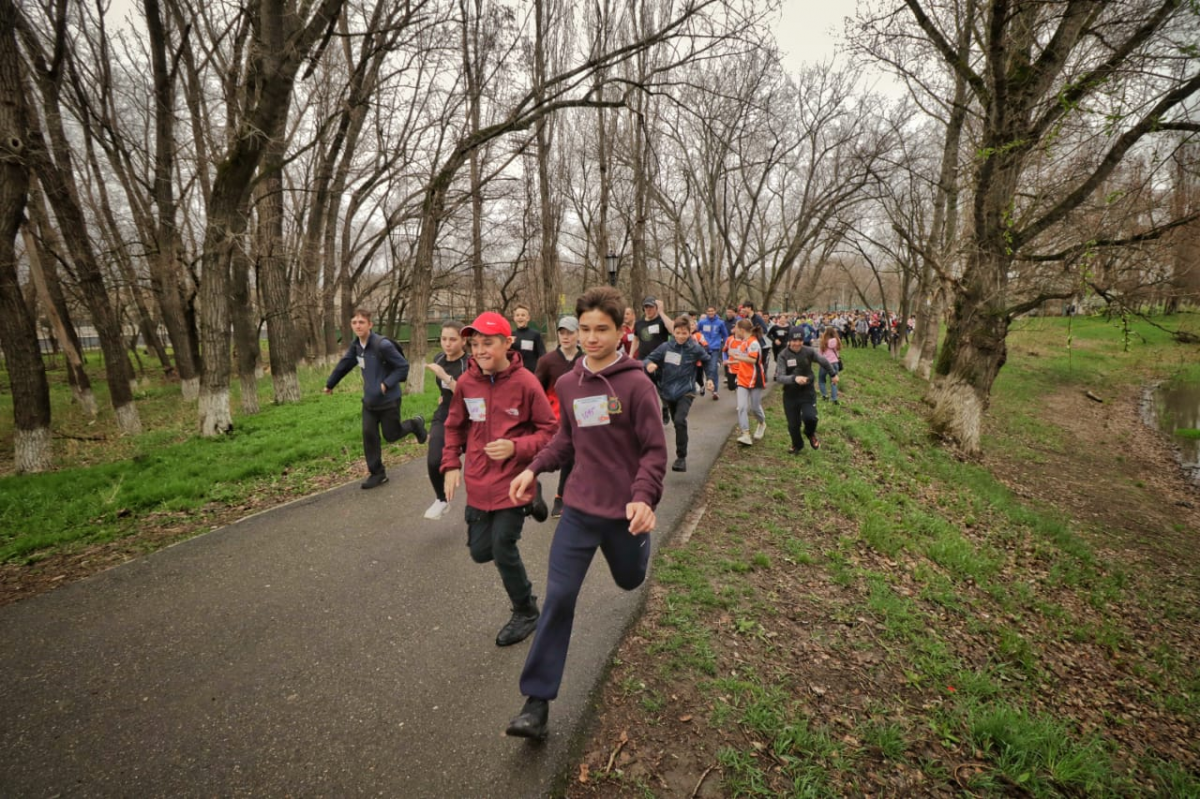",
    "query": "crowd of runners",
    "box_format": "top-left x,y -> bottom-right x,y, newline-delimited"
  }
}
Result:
323,290 -> 906,741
